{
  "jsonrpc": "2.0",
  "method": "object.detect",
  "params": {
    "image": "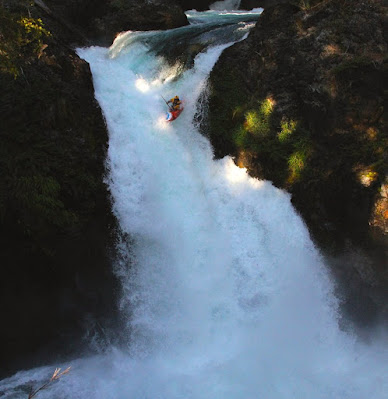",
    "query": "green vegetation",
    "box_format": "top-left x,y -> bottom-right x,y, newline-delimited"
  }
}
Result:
296,0 -> 312,10
235,99 -> 273,149
292,0 -> 326,11
0,7 -> 50,77
207,67 -> 251,155
208,59 -> 318,187
0,69 -> 104,252
13,174 -> 78,230
229,98 -> 313,185
278,119 -> 298,143
331,56 -> 373,76
244,98 -> 273,136
0,4 -> 107,256
287,147 -> 310,183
